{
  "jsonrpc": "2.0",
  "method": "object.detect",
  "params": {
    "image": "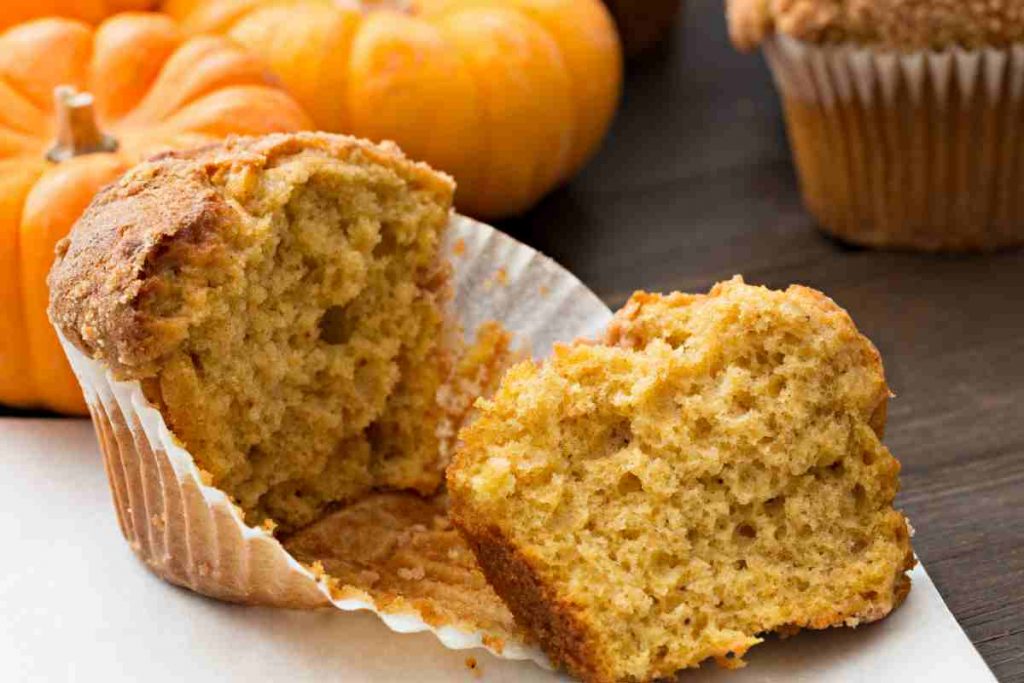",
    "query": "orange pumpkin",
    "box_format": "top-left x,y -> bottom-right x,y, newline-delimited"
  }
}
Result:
0,1 -> 158,30
163,0 -> 623,218
0,13 -> 311,414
